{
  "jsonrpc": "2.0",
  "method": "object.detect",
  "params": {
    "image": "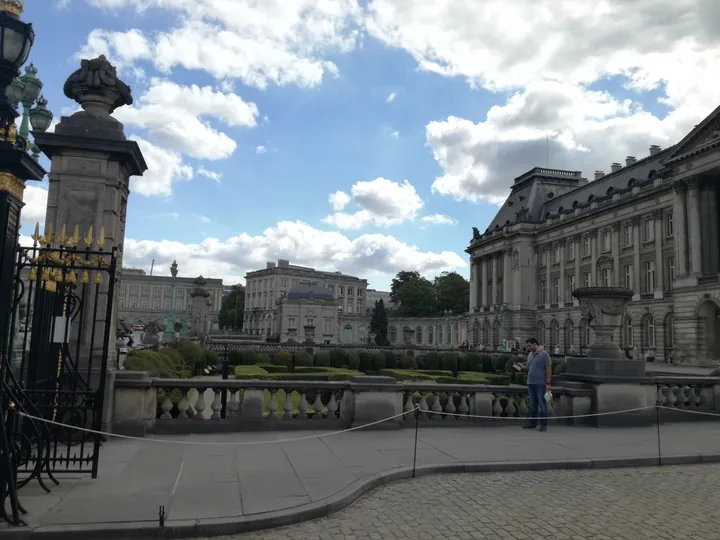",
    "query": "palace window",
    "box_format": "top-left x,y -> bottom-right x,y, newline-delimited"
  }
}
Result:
539,280 -> 547,304
567,275 -> 575,299
348,287 -> 354,296
666,257 -> 675,288
416,327 -> 423,344
602,230 -> 611,252
665,212 -> 674,237
118,298 -> 125,309
624,265 -> 633,289
428,327 -> 434,345
324,318 -> 332,335
583,272 -> 591,288
554,245 -> 561,263
601,268 -> 612,287
540,249 -> 547,266
567,241 -> 575,260
644,260 -> 656,293
141,299 -> 148,309
583,237 -> 591,256
389,326 -> 397,342
565,320 -> 574,349
305,317 -> 315,327
643,218 -> 654,242
624,225 -> 632,246
338,285 -> 344,295
624,317 -> 634,347
641,315 -> 656,349
288,317 -> 296,330
552,278 -> 560,304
